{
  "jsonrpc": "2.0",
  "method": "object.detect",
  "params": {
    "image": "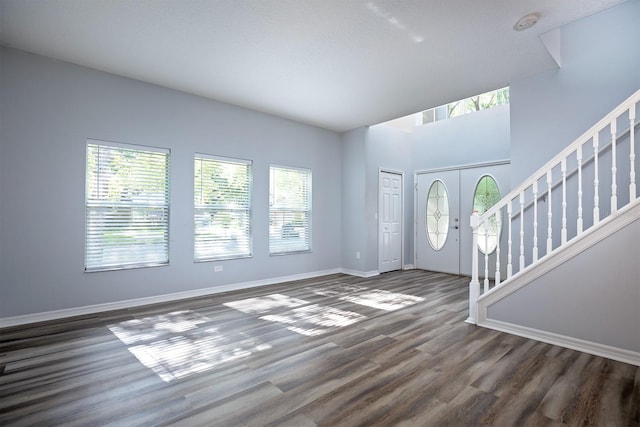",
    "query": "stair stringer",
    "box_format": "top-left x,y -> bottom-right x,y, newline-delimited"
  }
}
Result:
476,199 -> 640,366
